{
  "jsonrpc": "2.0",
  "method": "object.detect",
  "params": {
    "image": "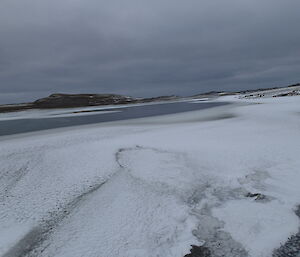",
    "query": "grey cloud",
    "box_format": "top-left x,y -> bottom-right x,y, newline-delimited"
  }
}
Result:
0,0 -> 300,103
